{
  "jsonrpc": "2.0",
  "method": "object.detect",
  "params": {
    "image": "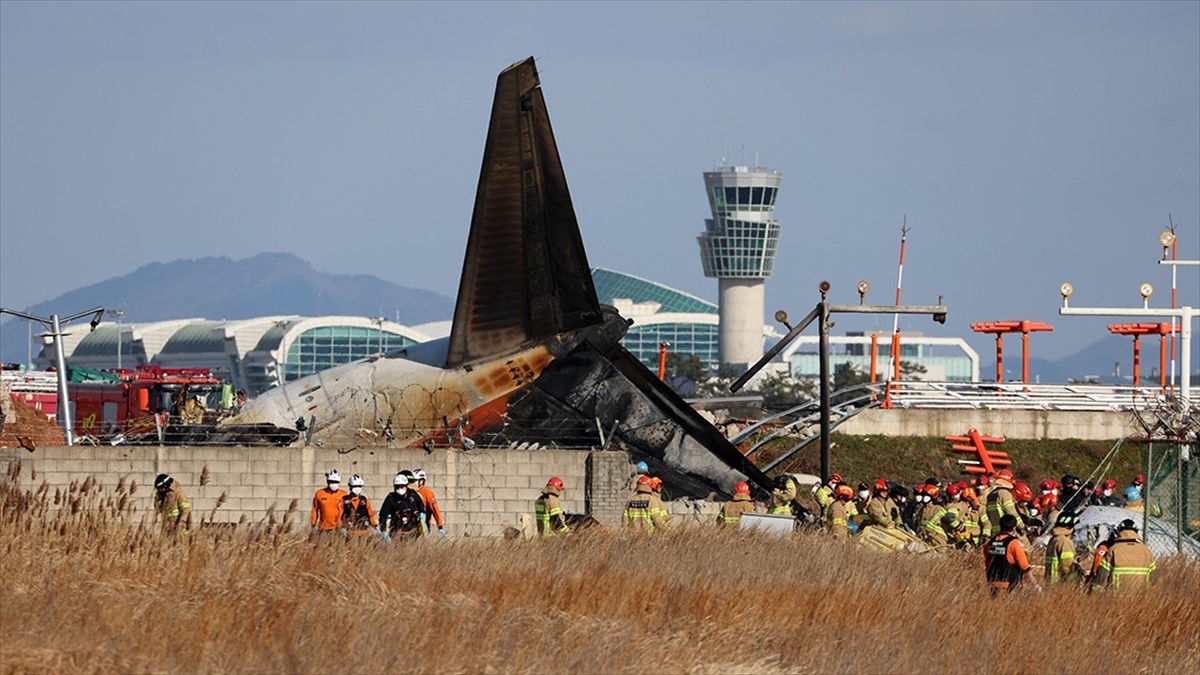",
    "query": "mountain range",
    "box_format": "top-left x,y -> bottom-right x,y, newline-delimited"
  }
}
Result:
1,252 -> 1194,385
0,252 -> 454,363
